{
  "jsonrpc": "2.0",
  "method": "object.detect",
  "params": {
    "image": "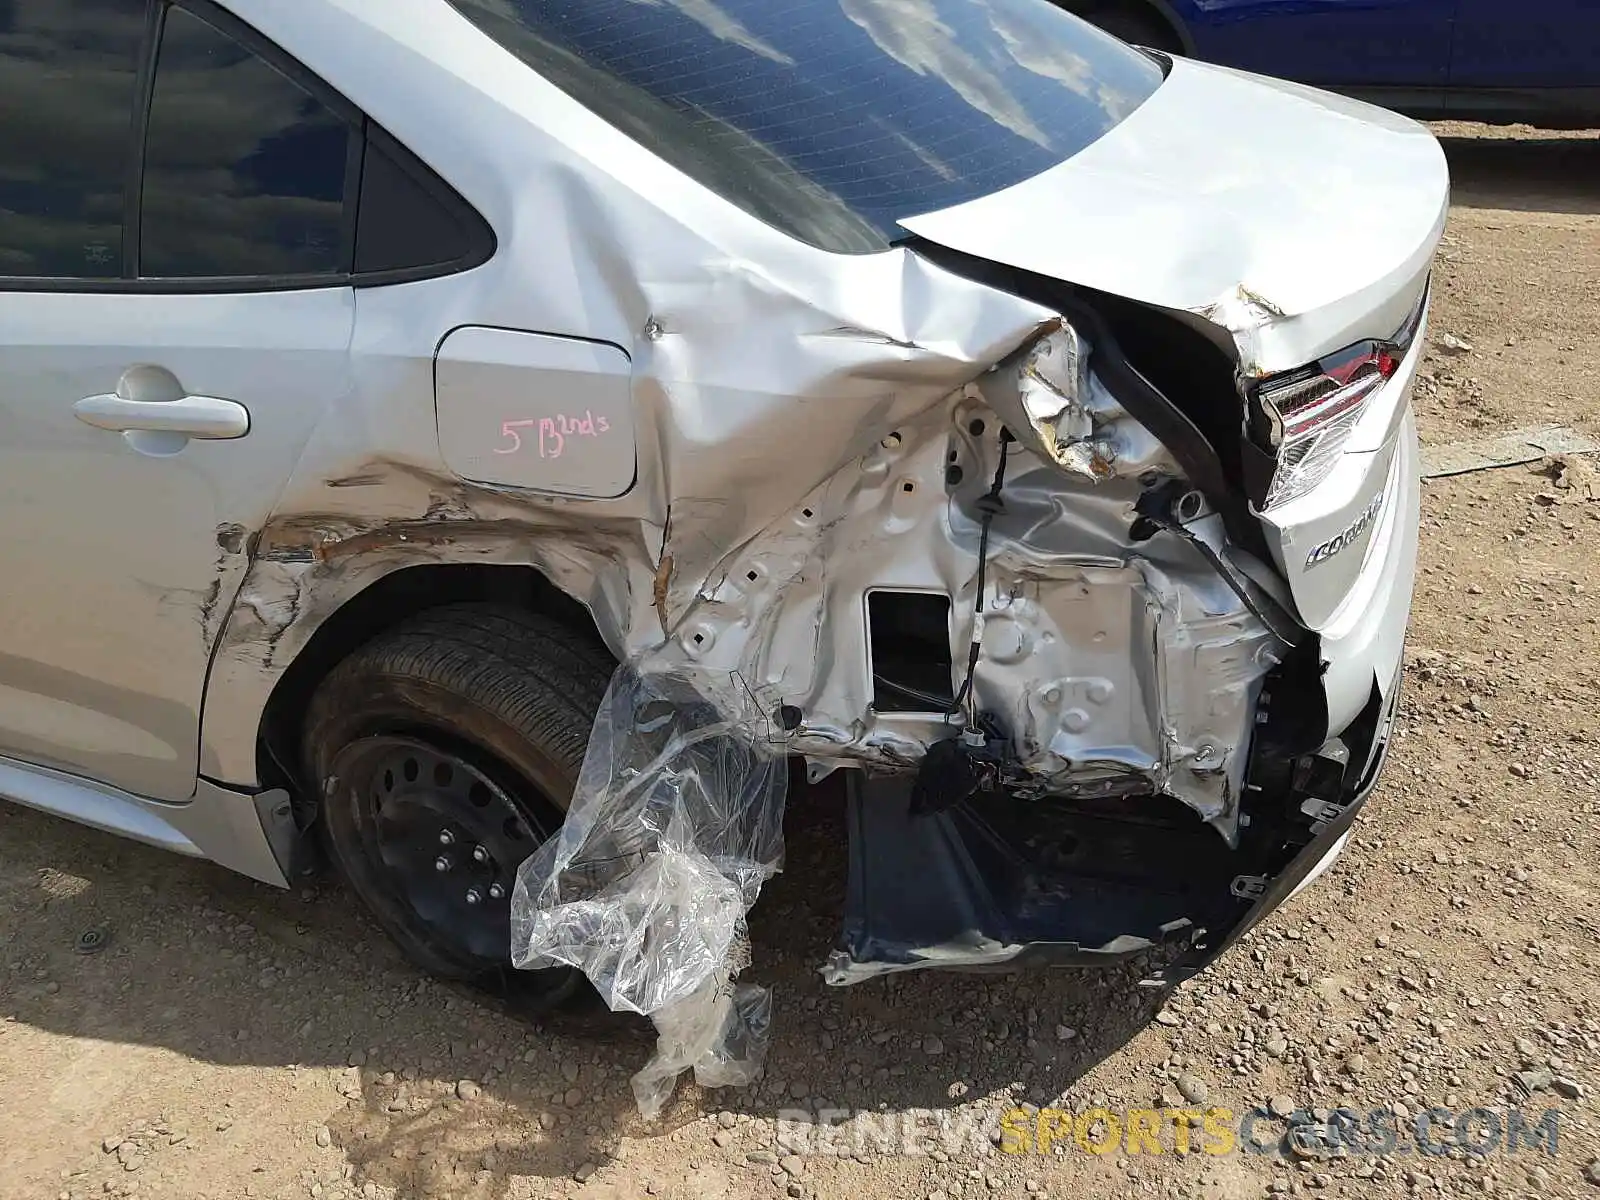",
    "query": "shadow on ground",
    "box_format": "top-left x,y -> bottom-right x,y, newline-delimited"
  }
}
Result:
0,779 -> 1165,1198
1442,134 -> 1600,215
